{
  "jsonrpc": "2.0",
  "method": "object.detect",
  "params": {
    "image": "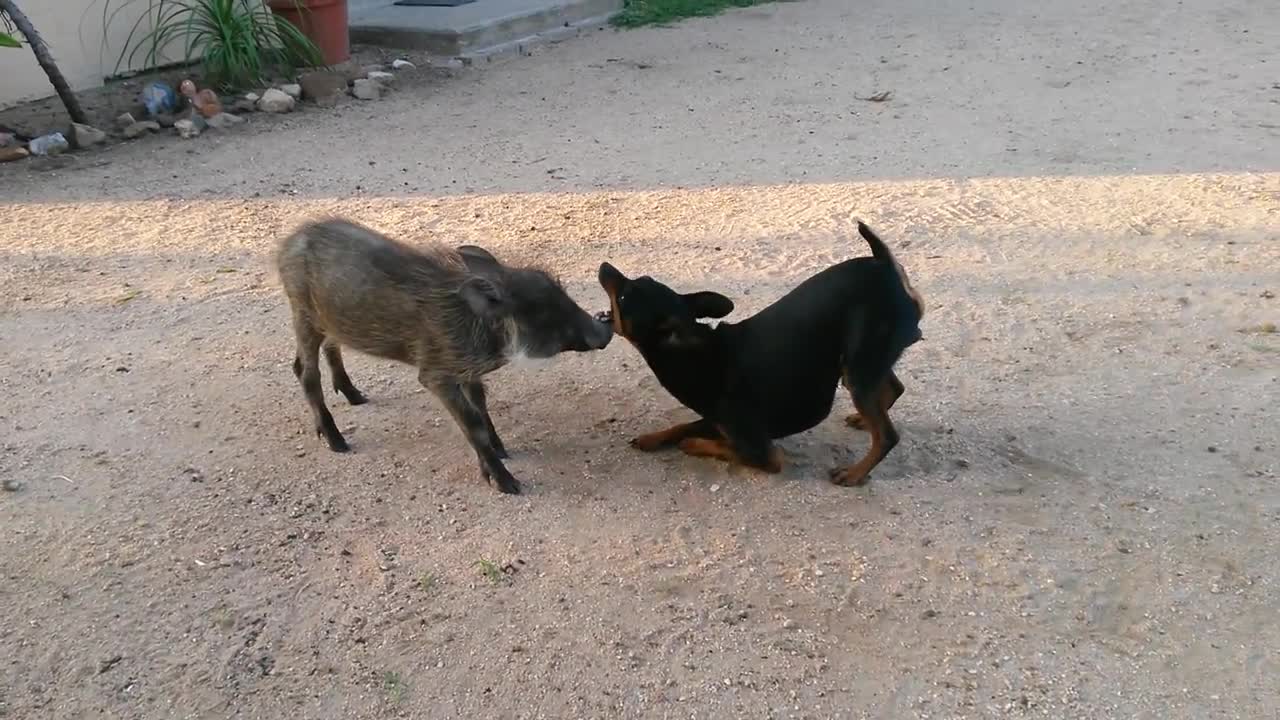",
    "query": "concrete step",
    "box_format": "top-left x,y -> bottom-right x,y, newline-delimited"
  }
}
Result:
351,0 -> 623,58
